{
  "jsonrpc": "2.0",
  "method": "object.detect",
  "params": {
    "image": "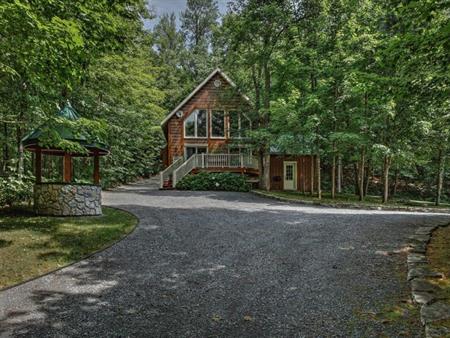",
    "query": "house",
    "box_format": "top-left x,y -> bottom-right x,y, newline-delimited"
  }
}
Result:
159,68 -> 316,192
